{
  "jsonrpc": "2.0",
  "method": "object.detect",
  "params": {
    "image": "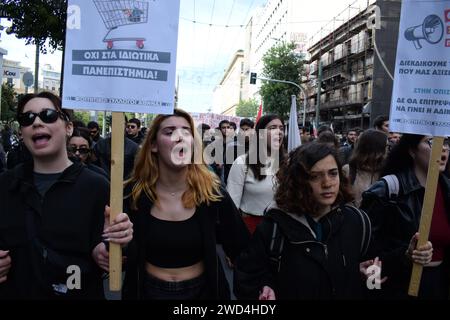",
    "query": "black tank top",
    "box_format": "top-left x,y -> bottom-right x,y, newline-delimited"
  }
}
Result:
144,210 -> 204,268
